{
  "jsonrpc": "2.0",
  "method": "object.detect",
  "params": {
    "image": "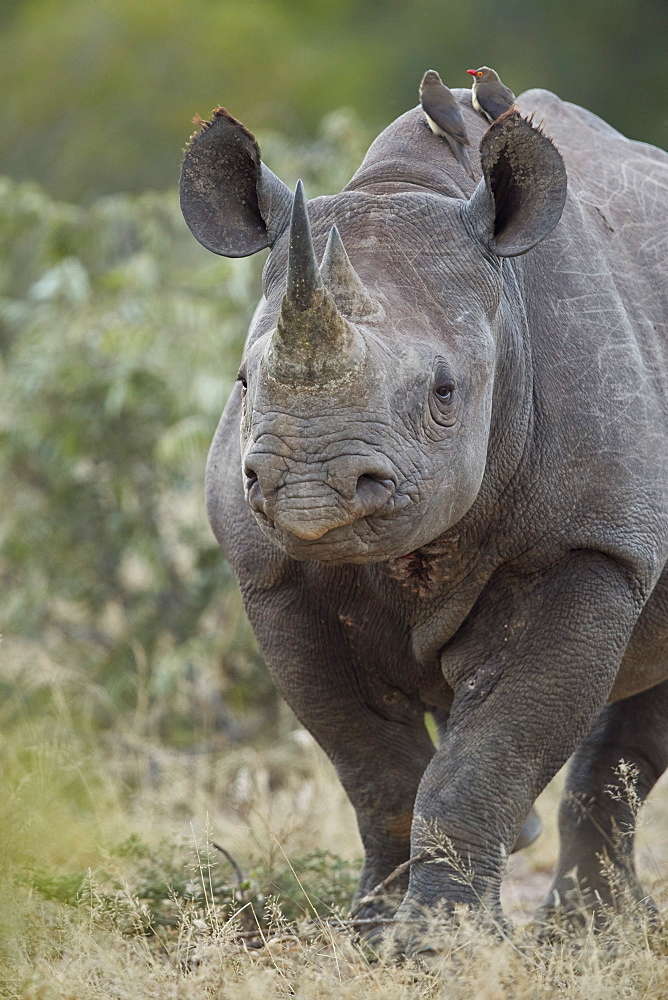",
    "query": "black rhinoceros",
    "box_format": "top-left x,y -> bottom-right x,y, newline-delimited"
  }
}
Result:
180,88 -> 668,946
